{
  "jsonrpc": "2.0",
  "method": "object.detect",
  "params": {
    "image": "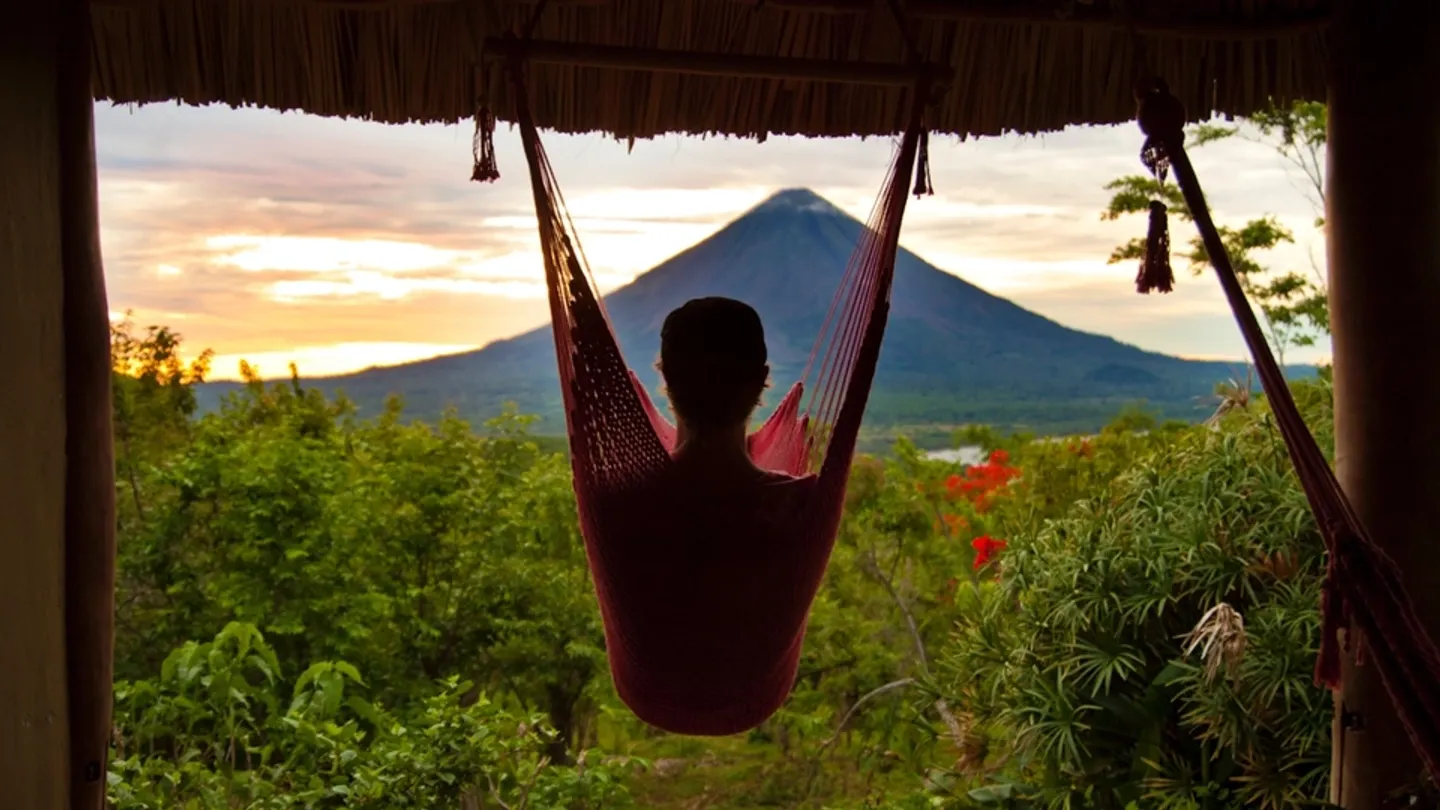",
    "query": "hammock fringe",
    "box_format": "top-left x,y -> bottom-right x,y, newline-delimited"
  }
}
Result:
1133,83 -> 1179,295
1138,199 -> 1173,294
913,129 -> 934,197
471,105 -> 500,183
